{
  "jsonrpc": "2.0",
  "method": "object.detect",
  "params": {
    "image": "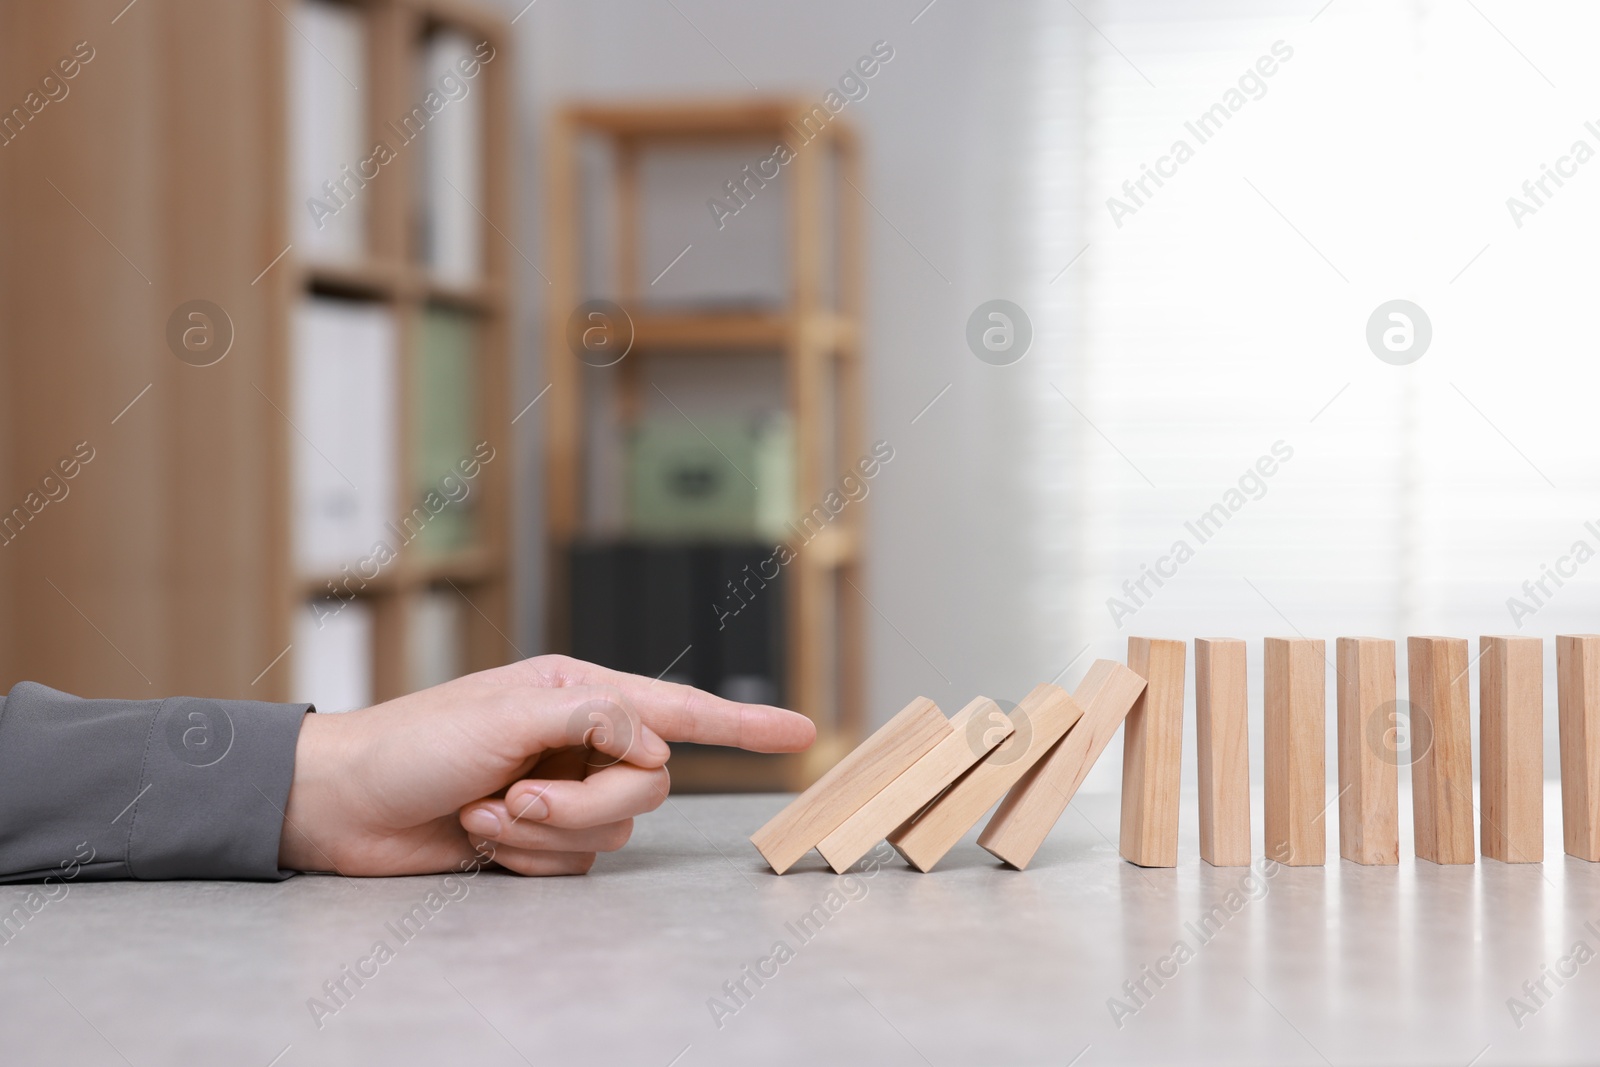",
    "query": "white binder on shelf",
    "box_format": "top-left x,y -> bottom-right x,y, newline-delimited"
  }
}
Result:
291,599 -> 374,714
289,0 -> 368,263
406,589 -> 465,692
417,31 -> 484,284
290,296 -> 398,578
